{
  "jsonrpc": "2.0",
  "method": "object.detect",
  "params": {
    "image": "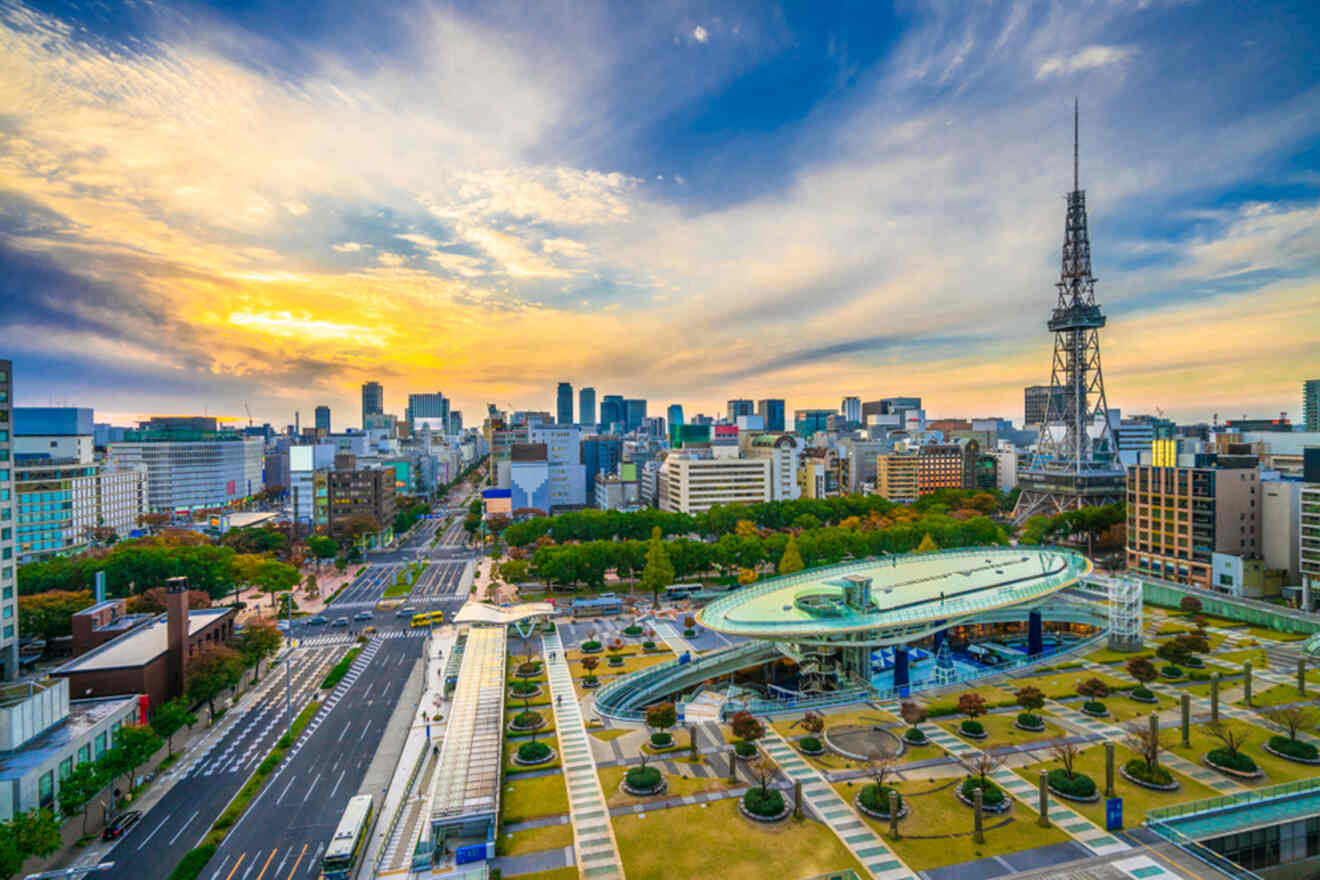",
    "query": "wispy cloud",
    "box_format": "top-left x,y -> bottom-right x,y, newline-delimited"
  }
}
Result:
1036,44 -> 1134,78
